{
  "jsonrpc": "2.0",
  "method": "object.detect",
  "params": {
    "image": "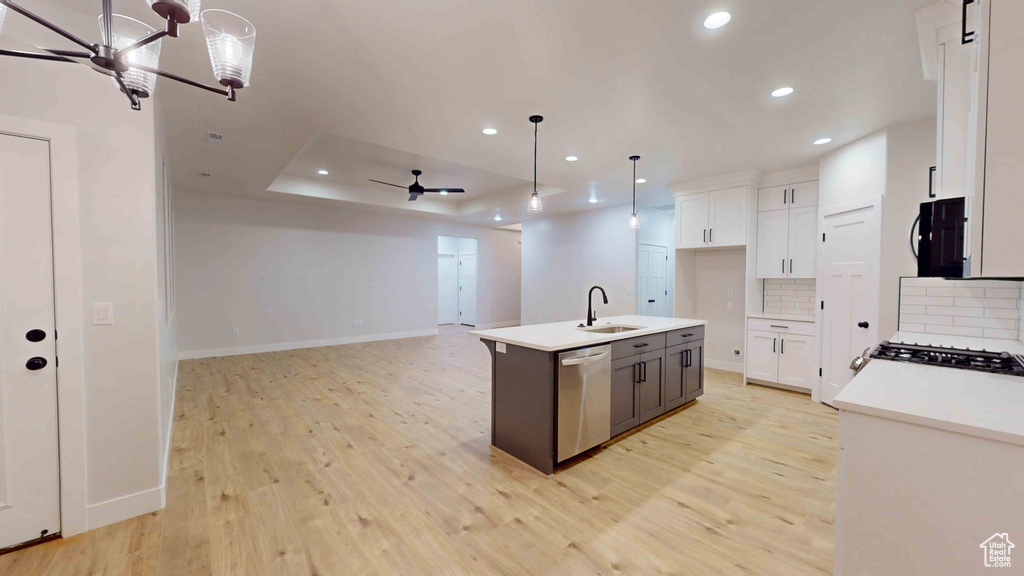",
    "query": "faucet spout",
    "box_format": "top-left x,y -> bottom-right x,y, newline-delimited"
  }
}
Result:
586,286 -> 609,327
